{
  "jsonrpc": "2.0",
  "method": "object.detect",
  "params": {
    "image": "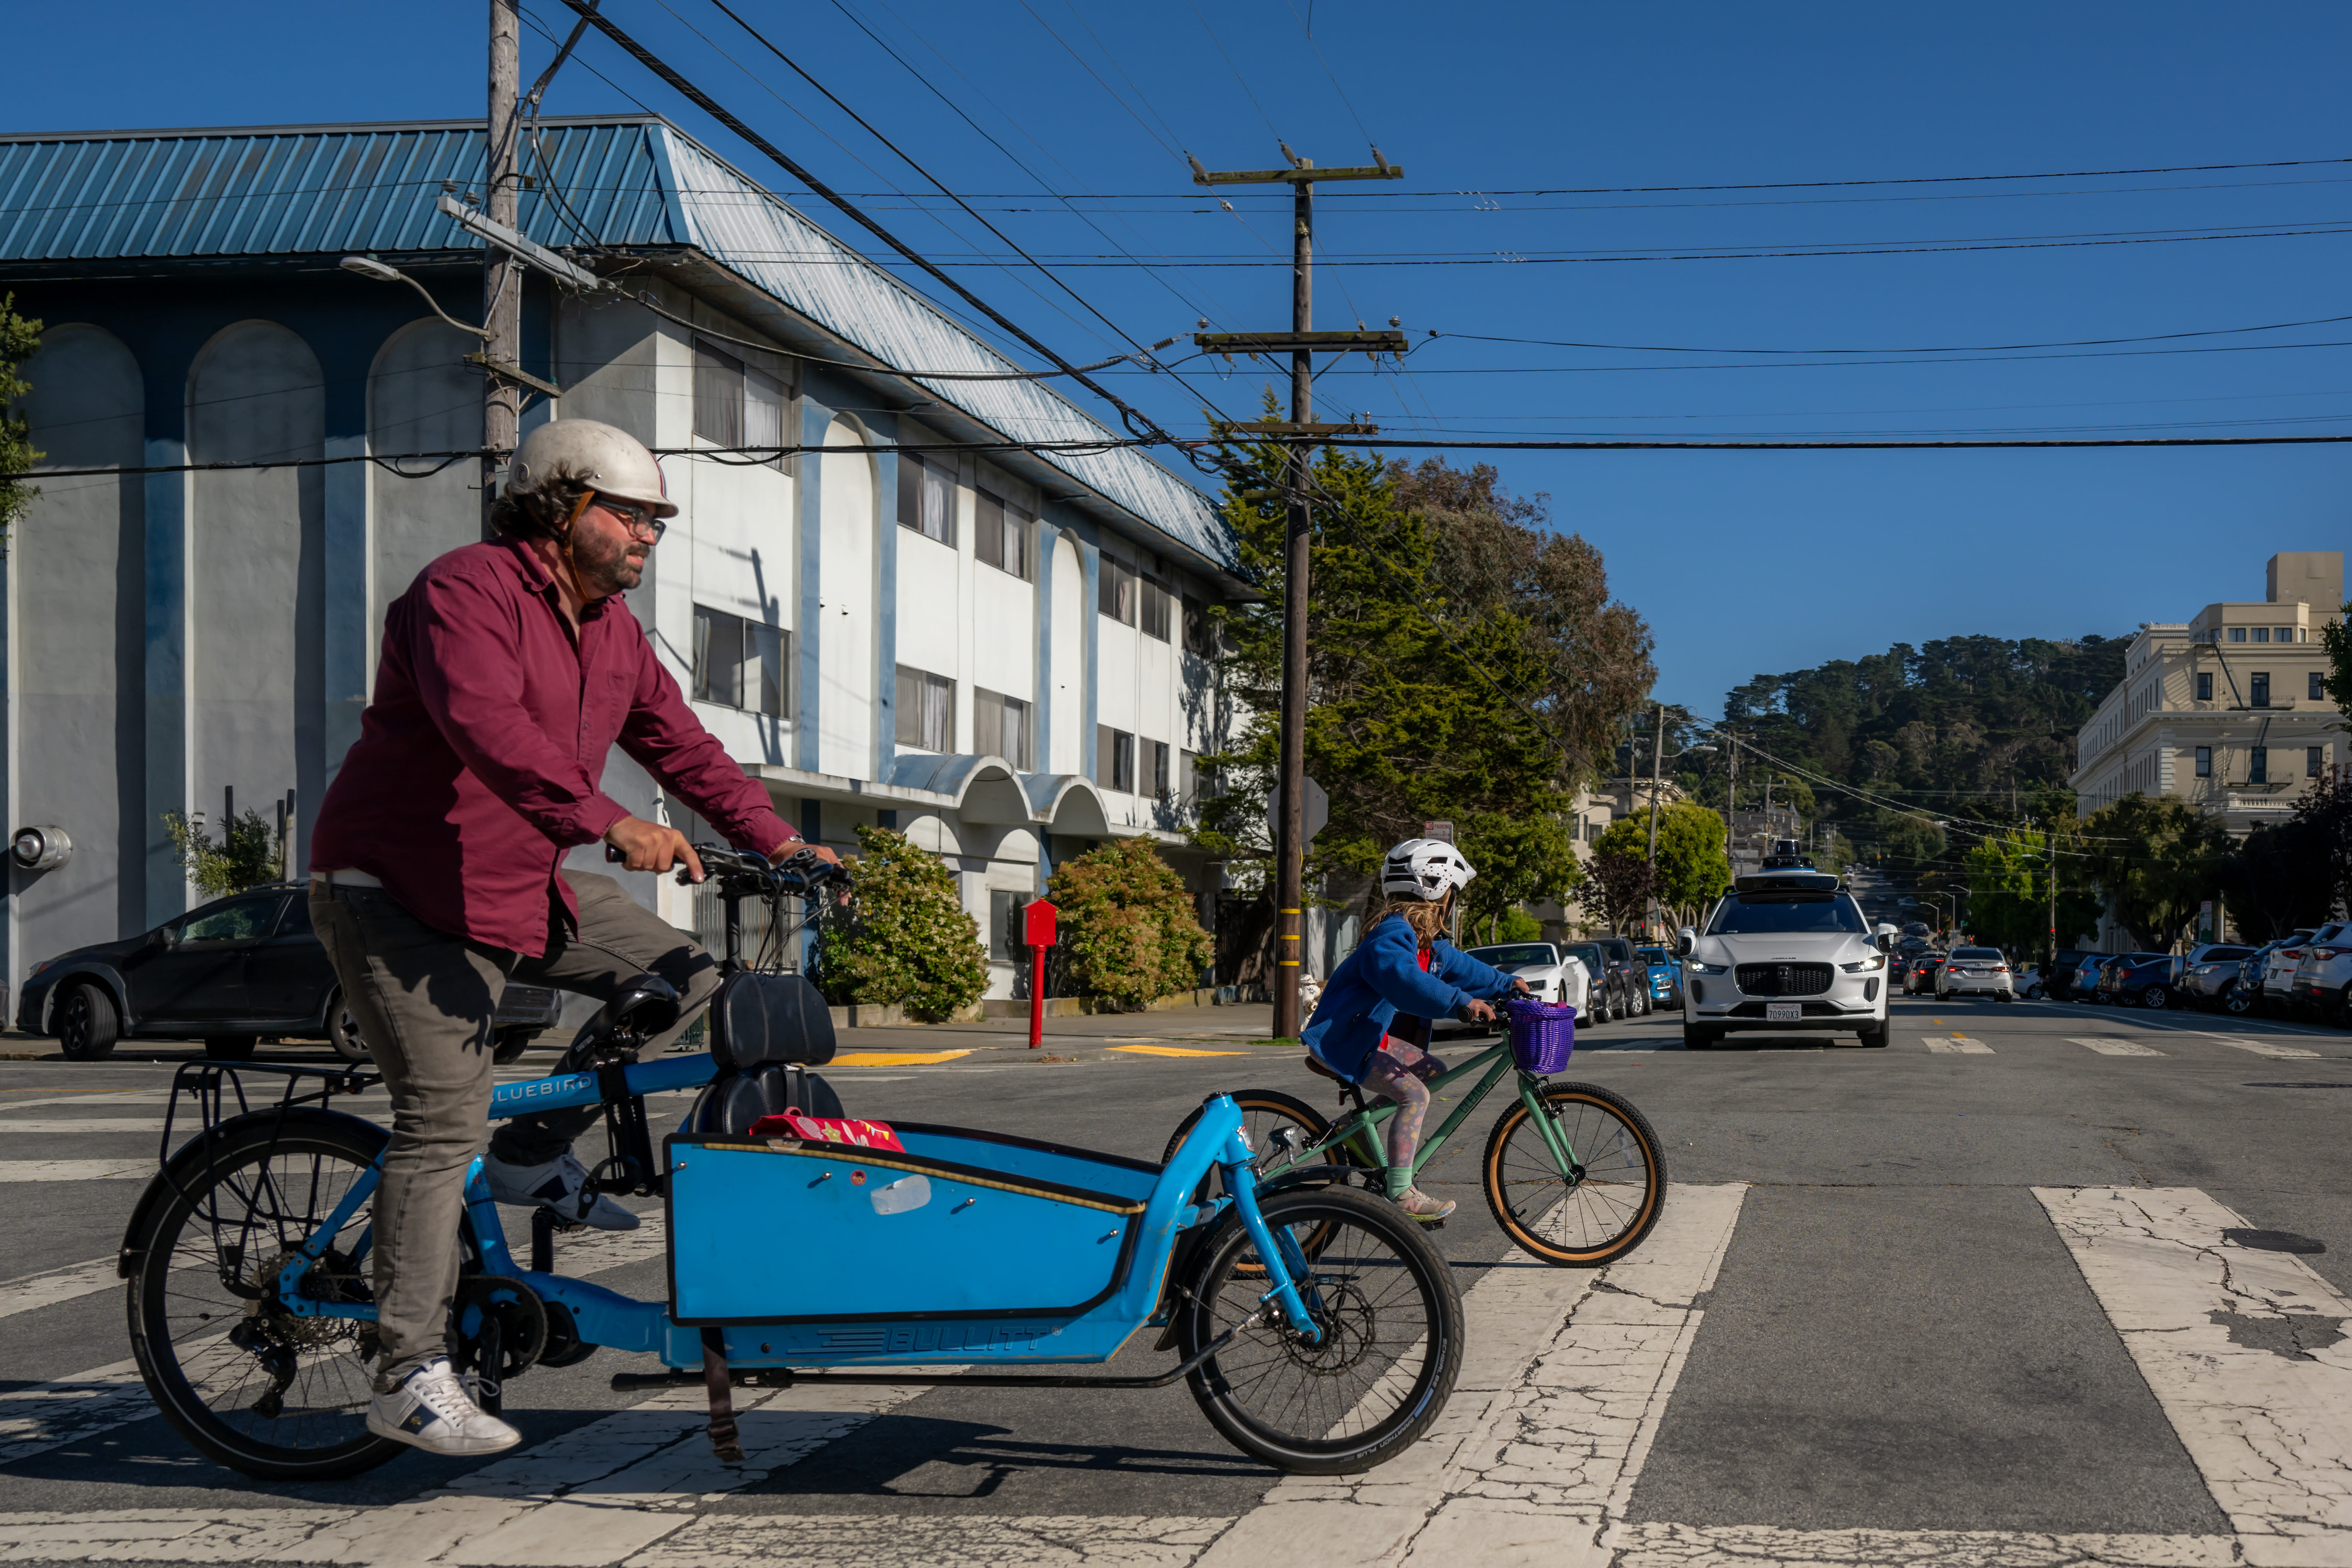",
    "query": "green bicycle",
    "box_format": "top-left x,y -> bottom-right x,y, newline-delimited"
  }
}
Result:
1160,1036 -> 1667,1266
